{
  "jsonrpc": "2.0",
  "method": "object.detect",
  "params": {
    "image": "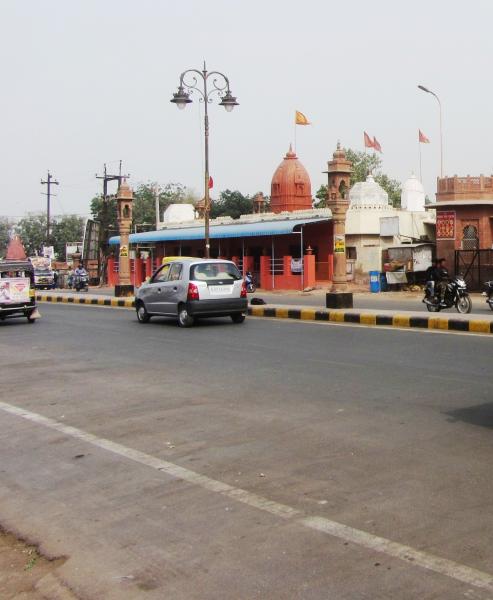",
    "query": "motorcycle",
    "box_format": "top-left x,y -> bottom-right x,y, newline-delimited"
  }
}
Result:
73,273 -> 89,292
245,271 -> 256,293
483,280 -> 493,311
423,276 -> 472,314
